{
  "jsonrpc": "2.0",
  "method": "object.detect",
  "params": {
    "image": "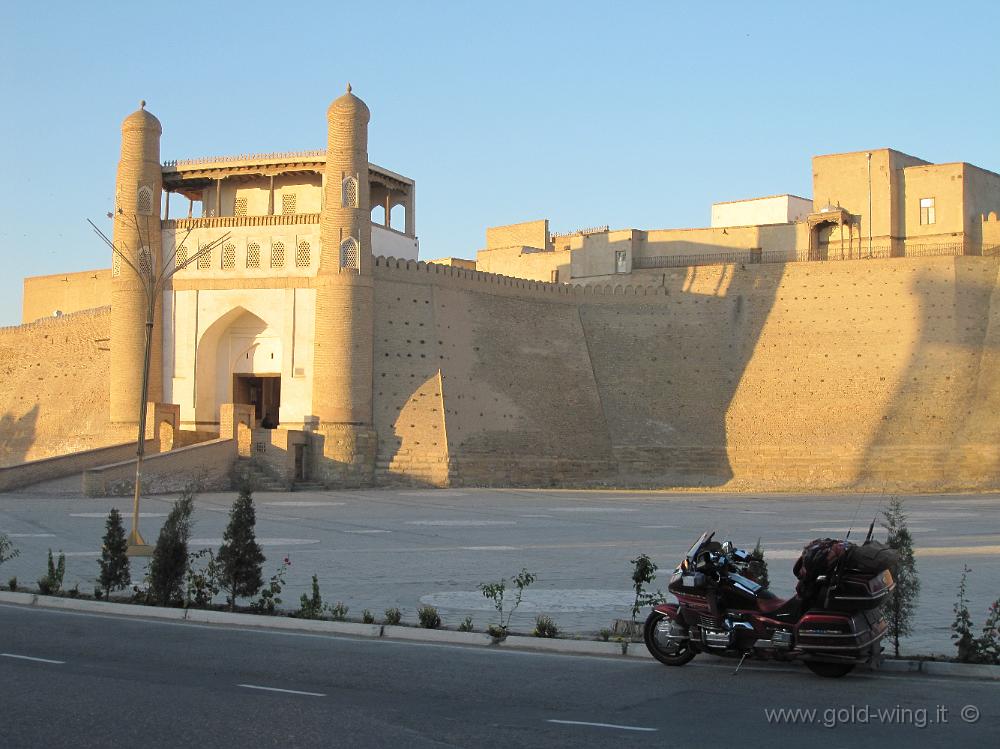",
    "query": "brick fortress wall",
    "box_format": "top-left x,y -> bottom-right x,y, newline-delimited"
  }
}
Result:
372,255 -> 1000,491
0,307 -> 130,467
